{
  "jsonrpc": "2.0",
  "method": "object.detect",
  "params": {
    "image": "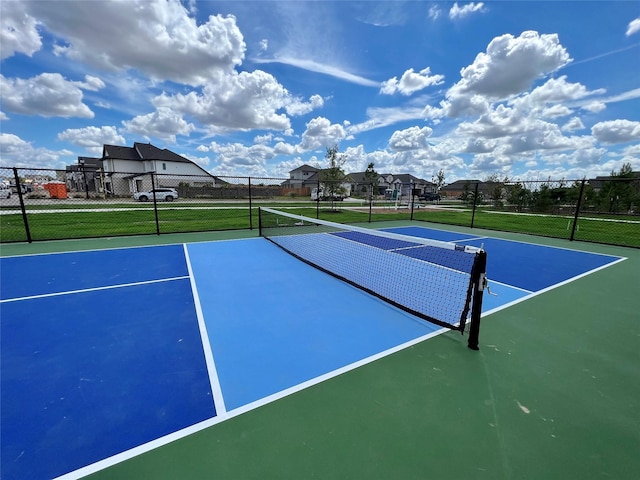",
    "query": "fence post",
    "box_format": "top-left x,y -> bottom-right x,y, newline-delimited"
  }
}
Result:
13,167 -> 32,243
248,177 -> 253,230
151,172 -> 160,235
470,182 -> 479,228
569,178 -> 586,241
